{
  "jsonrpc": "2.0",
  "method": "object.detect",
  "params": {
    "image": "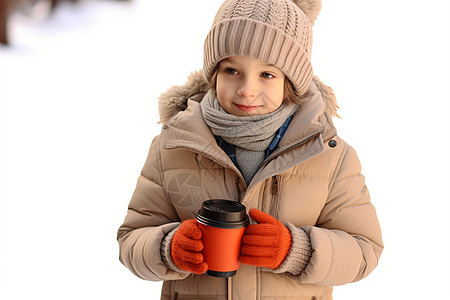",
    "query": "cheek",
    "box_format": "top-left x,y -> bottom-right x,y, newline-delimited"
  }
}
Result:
265,84 -> 285,109
216,84 -> 226,105
216,77 -> 233,102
